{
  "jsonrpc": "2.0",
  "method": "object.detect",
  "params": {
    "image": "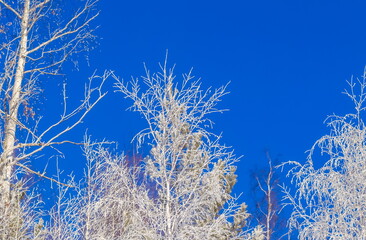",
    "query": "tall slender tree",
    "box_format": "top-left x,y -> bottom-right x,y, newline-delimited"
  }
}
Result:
0,0 -> 107,238
251,152 -> 284,240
